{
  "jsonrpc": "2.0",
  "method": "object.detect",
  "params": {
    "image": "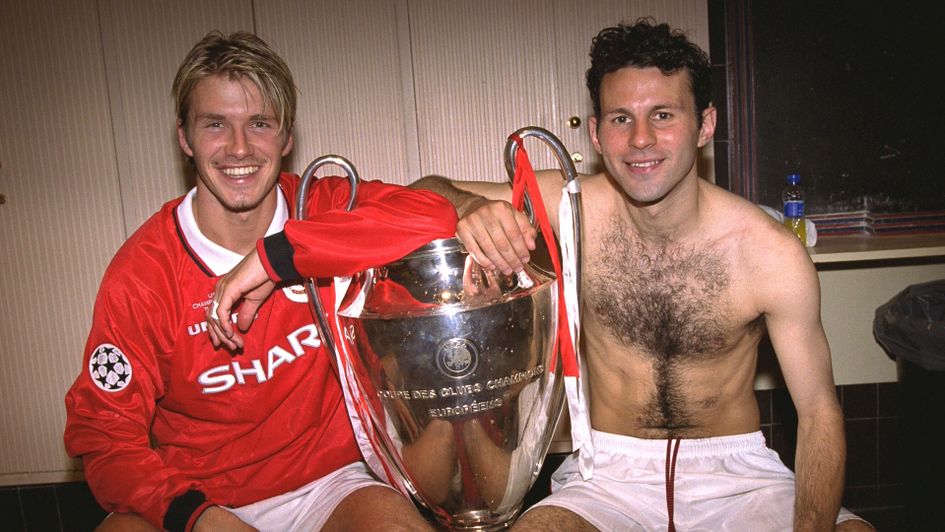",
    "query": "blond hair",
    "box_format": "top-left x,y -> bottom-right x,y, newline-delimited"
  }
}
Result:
172,30 -> 297,132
